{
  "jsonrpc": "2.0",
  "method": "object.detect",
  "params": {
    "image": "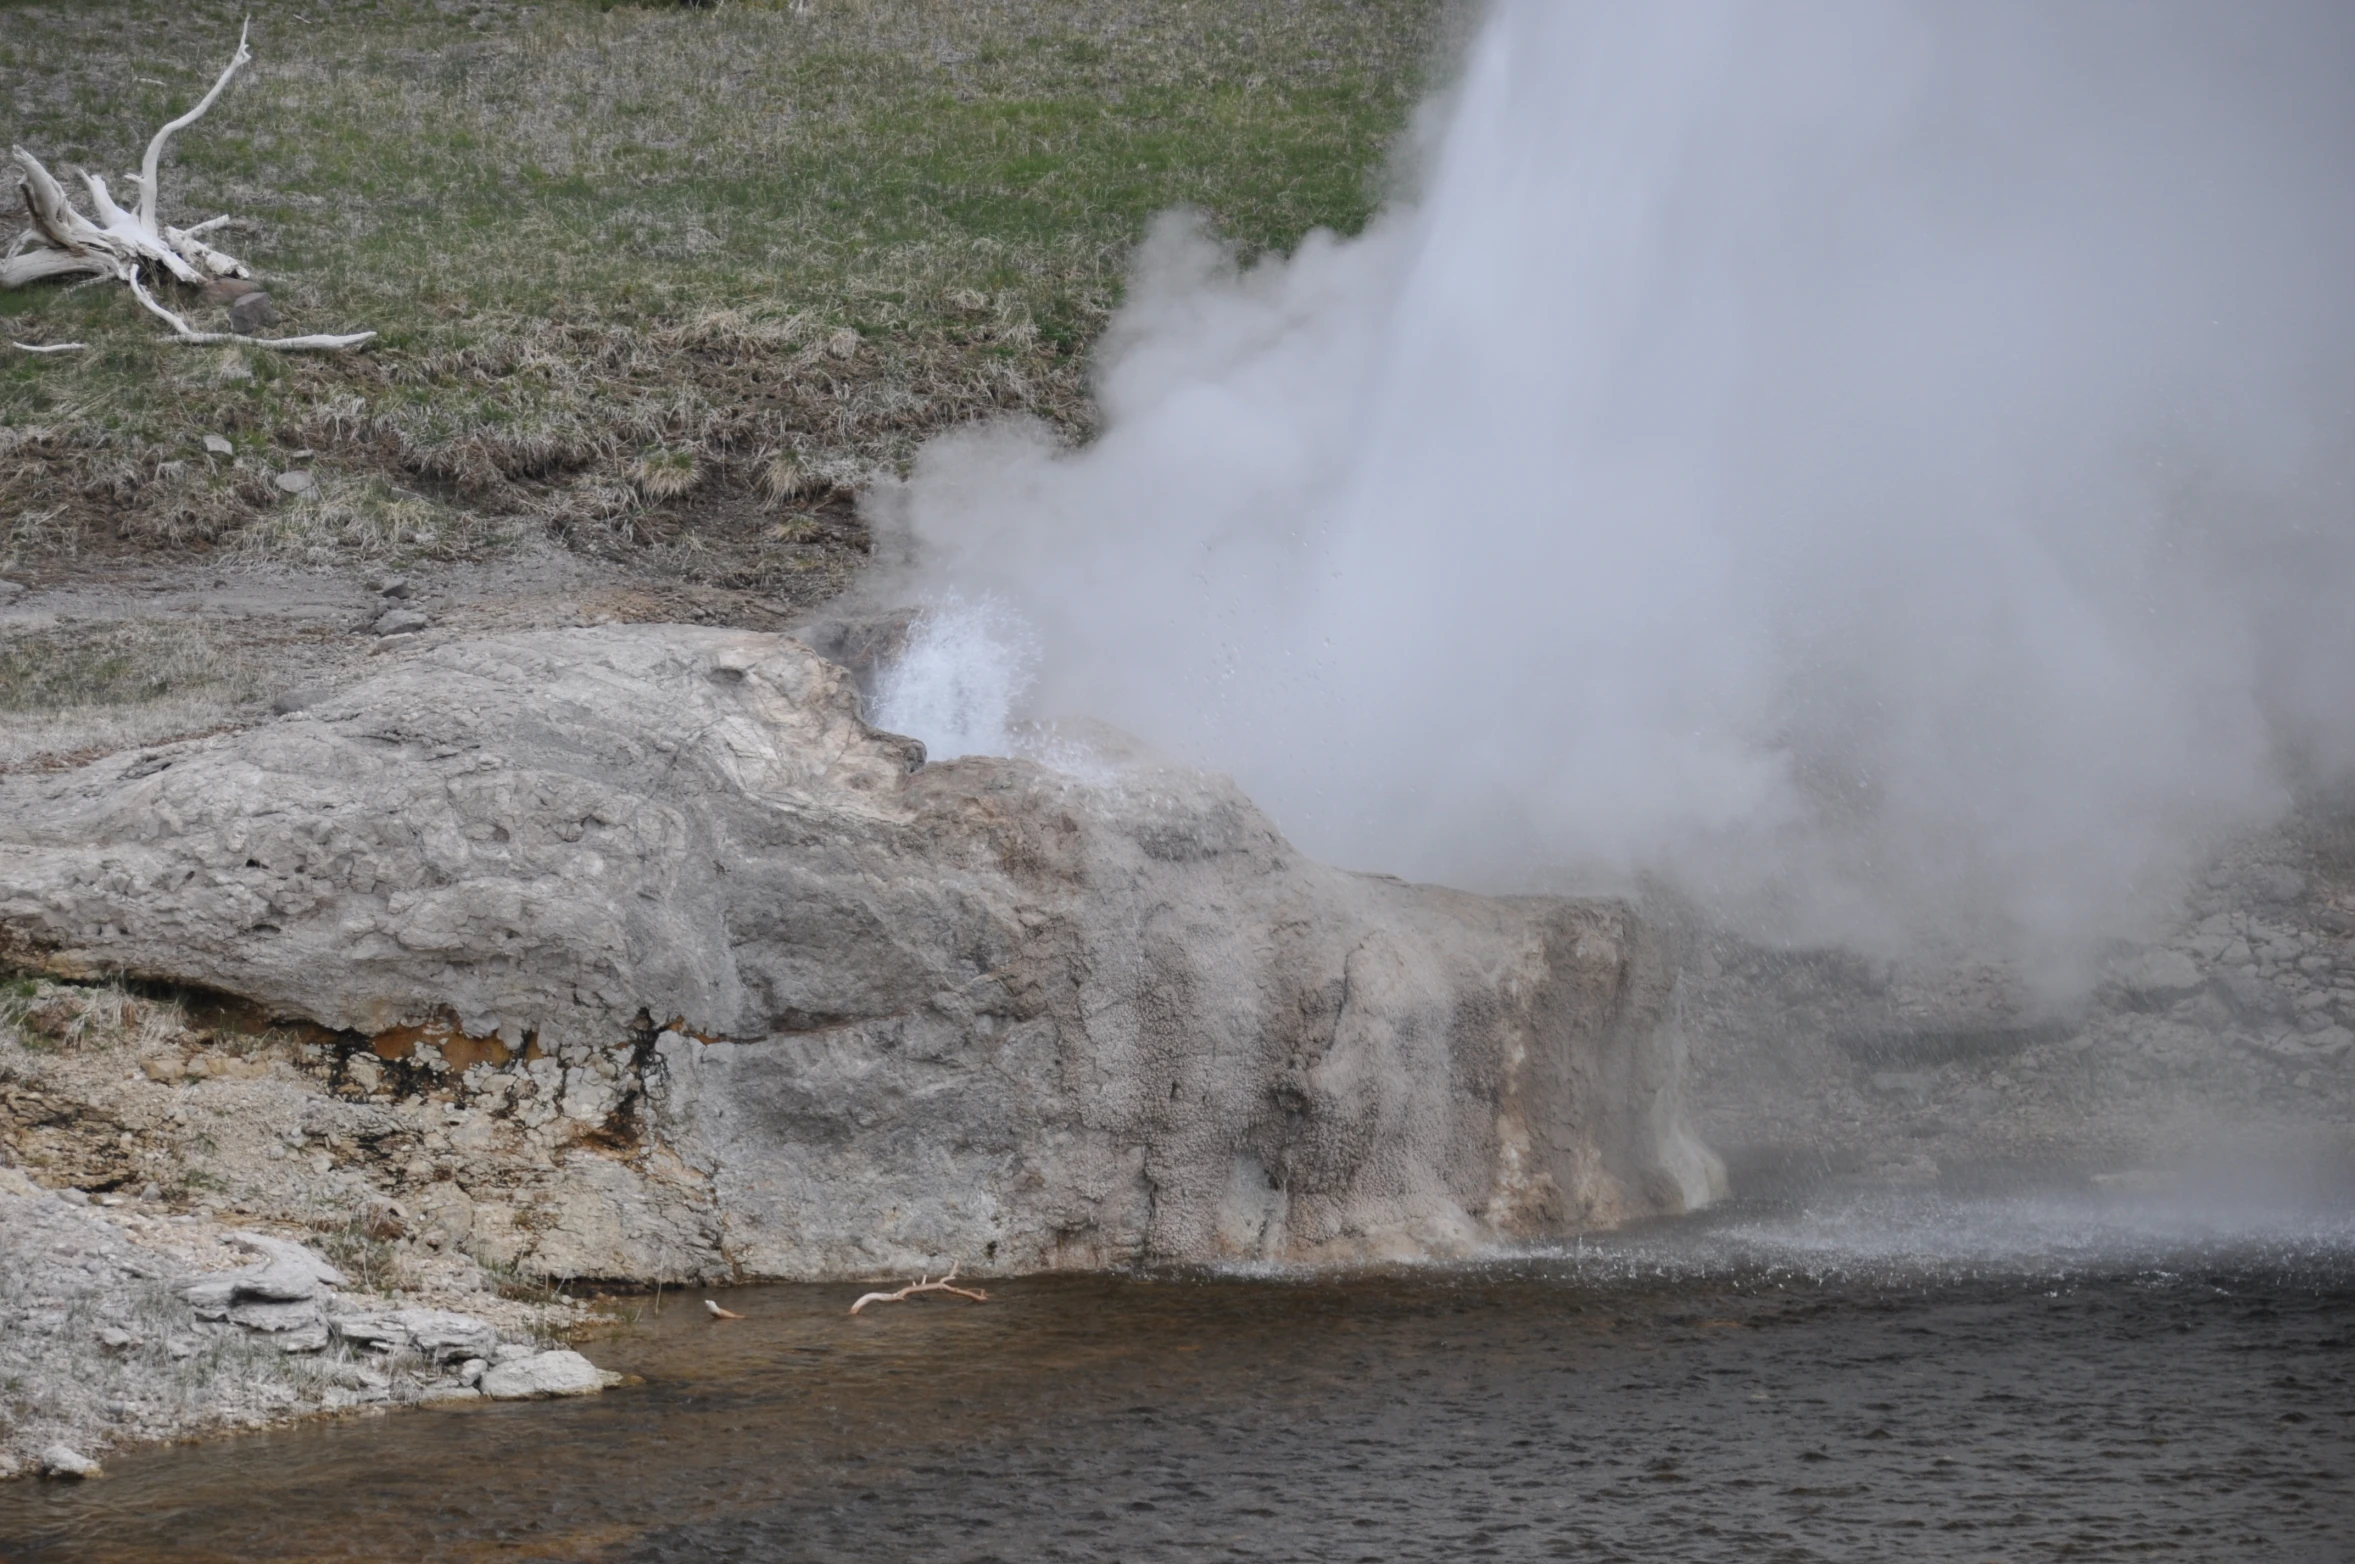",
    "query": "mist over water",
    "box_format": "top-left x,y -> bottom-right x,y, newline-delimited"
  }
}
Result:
887,0 -> 2355,983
